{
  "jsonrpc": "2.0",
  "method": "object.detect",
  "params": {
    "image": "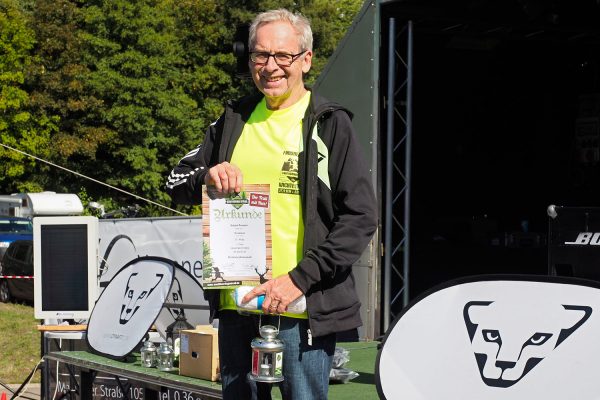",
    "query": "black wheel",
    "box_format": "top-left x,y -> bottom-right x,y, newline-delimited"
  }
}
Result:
0,279 -> 11,303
